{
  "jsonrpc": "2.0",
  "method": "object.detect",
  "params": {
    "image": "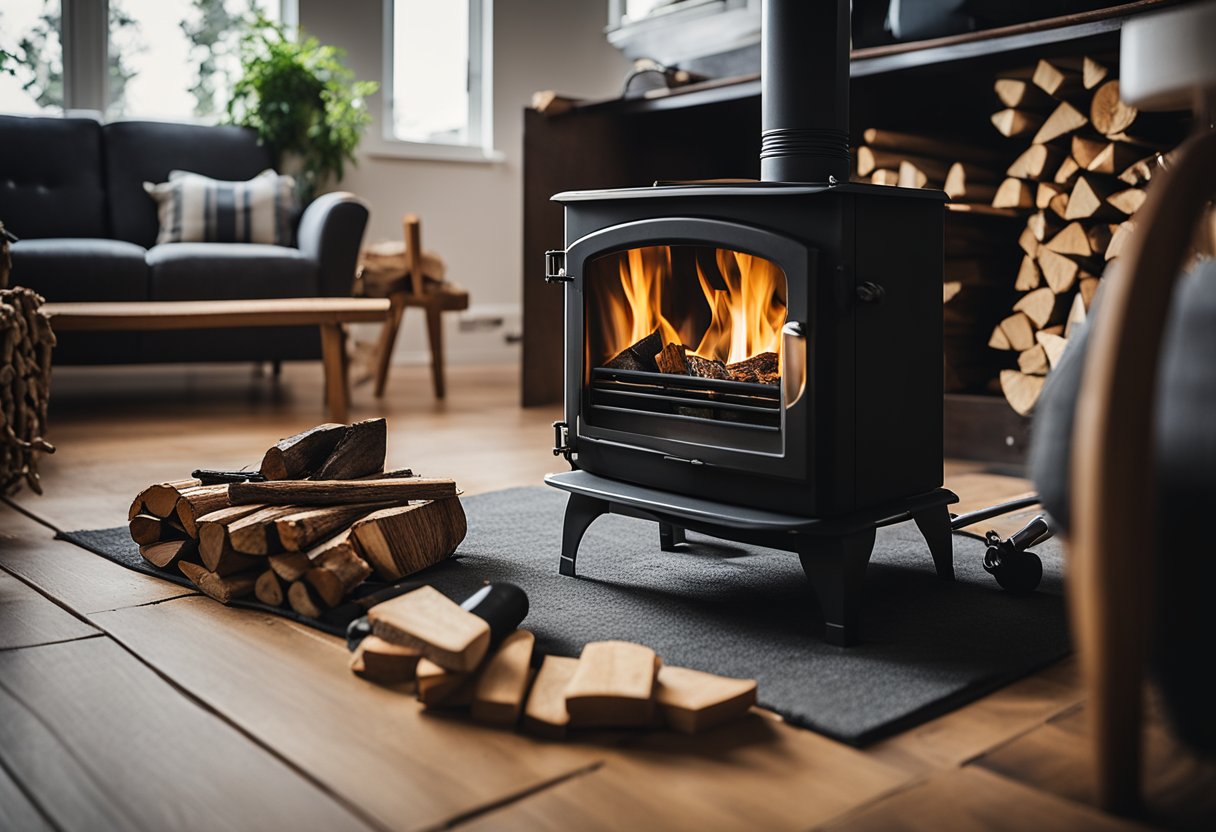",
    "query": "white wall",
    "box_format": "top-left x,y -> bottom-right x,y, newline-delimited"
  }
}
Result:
298,0 -> 630,365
